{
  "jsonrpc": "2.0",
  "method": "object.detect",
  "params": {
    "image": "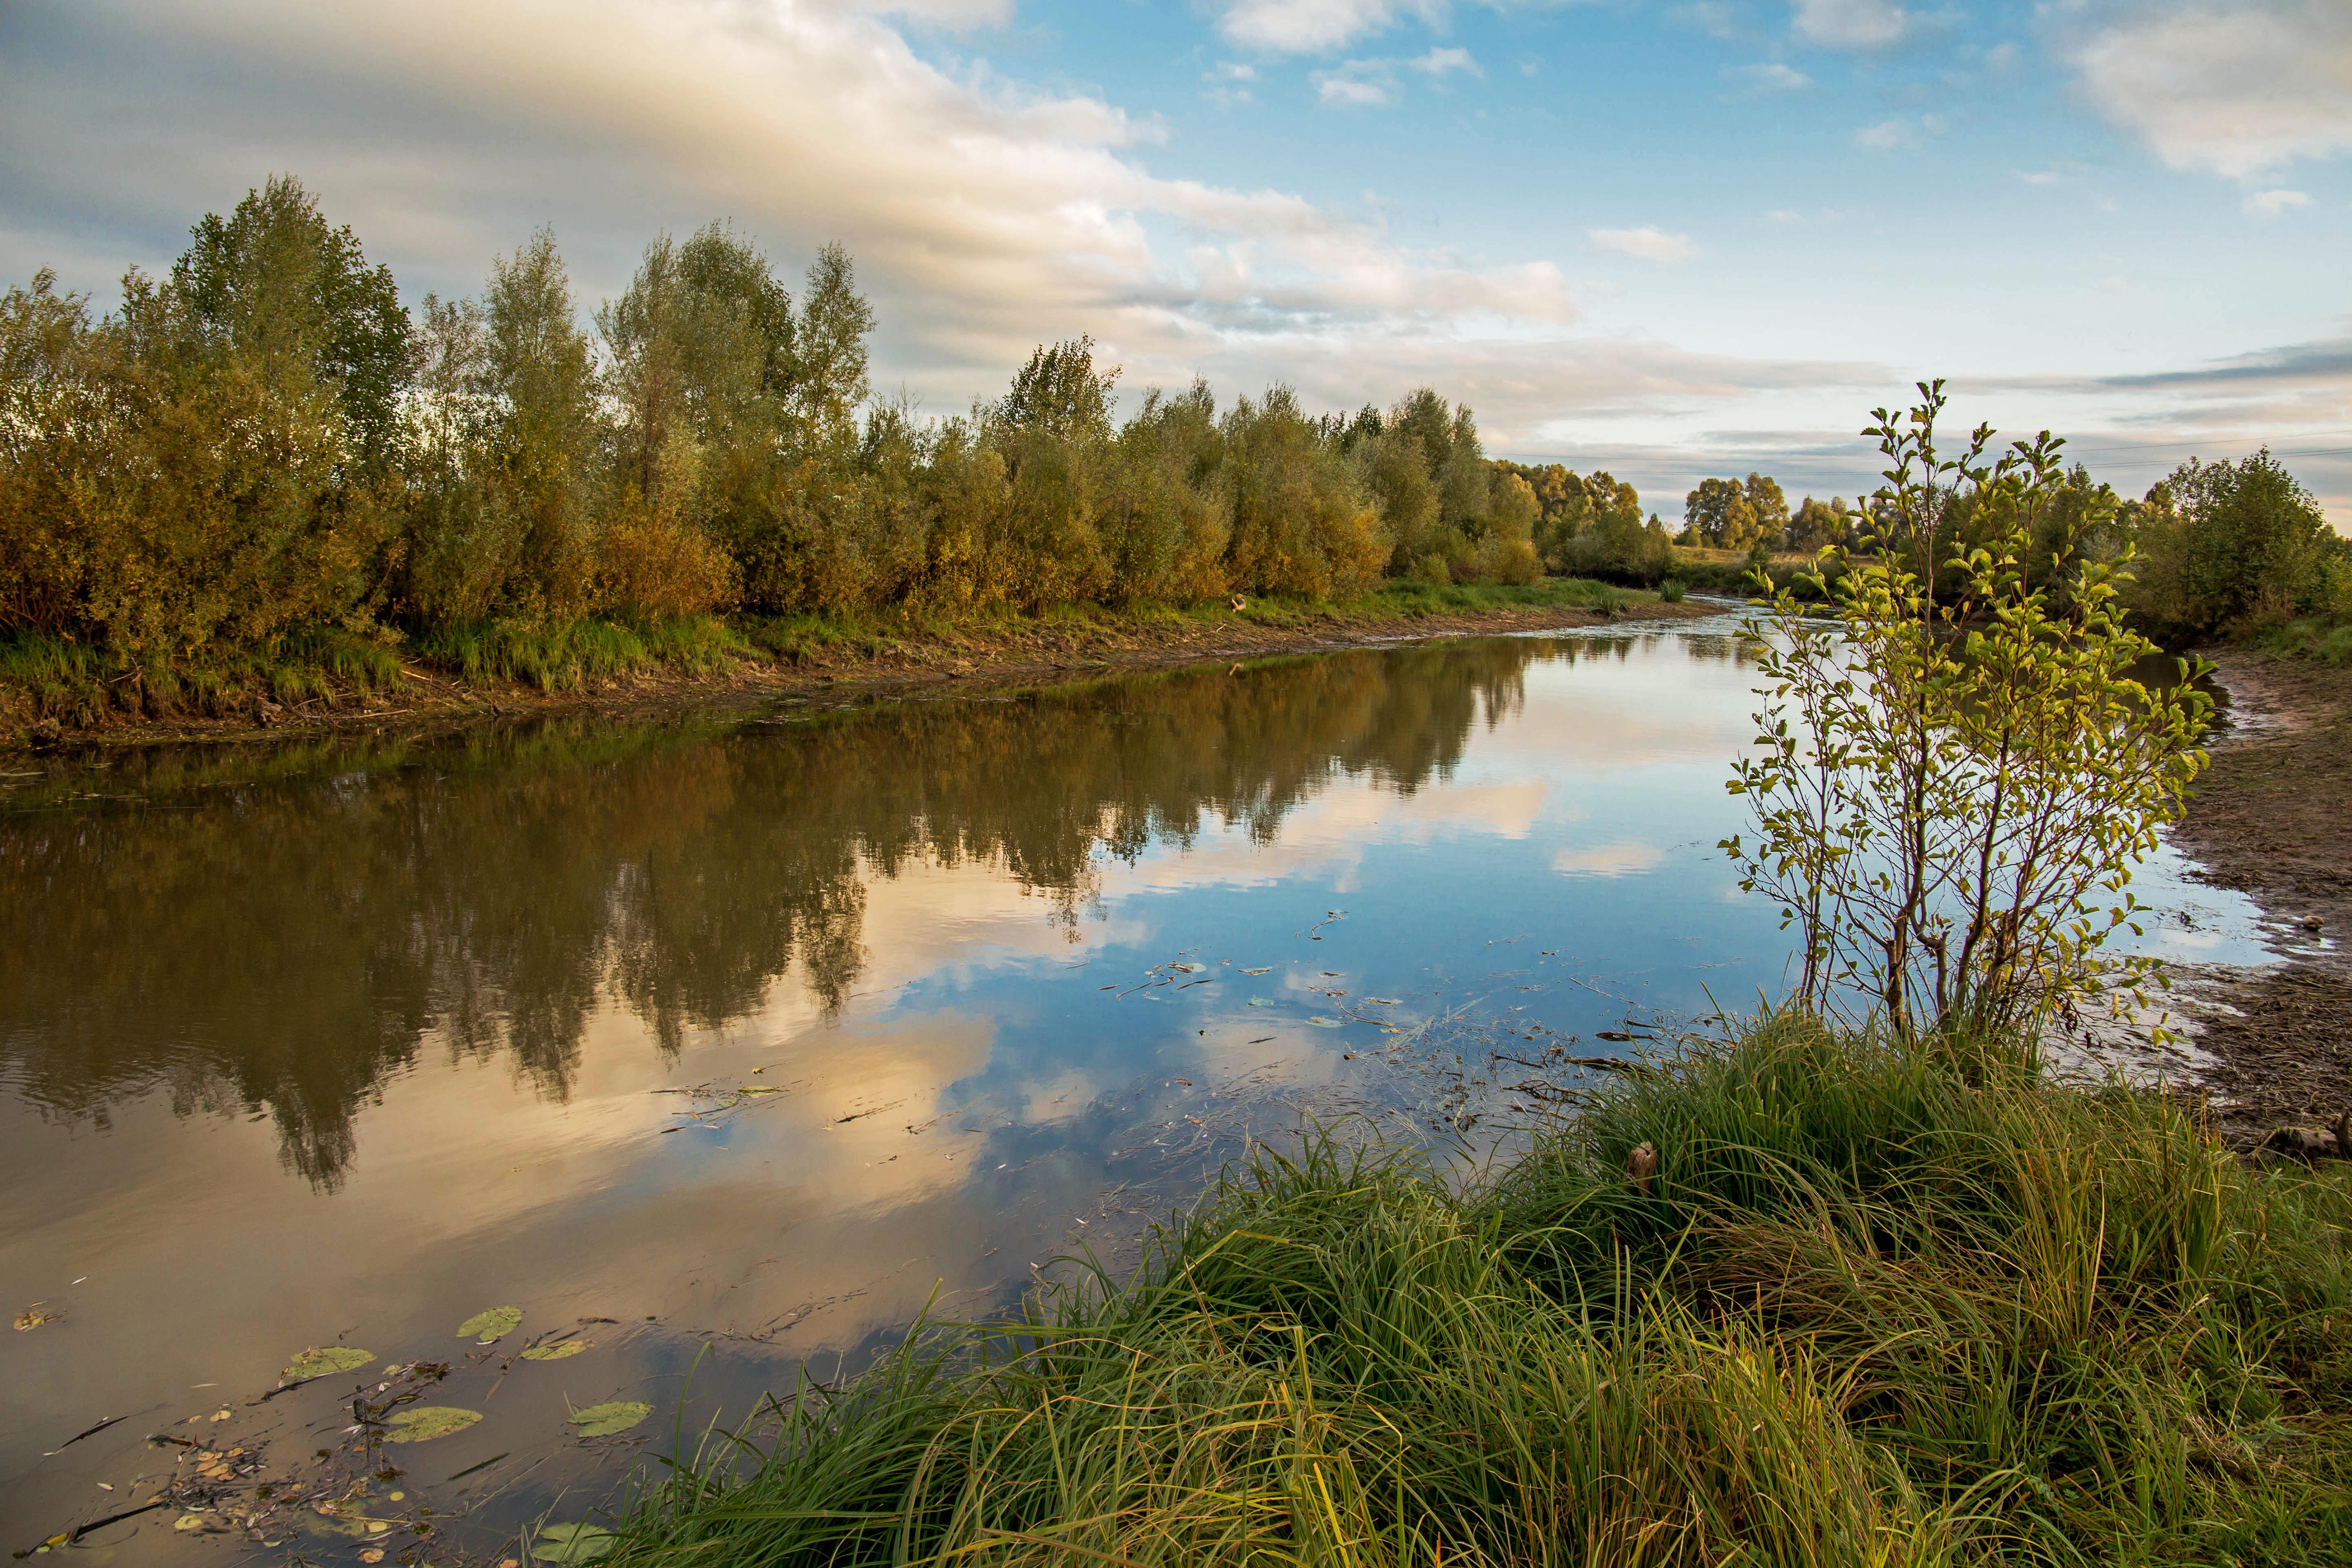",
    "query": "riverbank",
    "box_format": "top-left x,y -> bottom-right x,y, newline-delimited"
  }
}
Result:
0,579 -> 1701,755
612,1012 -> 2352,1568
2170,647 -> 2352,1145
